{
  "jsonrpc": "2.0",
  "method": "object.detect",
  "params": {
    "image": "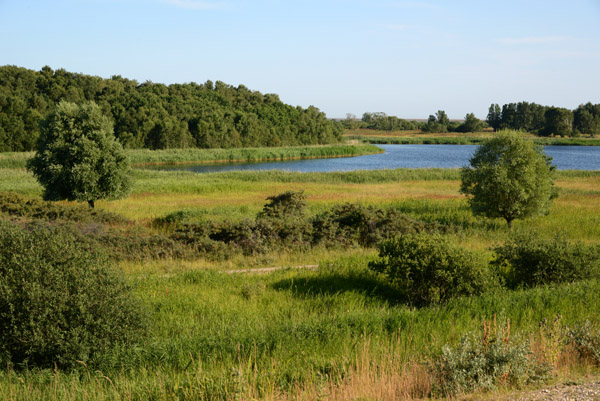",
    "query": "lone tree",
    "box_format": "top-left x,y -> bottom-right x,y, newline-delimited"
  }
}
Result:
27,101 -> 131,208
460,130 -> 557,229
